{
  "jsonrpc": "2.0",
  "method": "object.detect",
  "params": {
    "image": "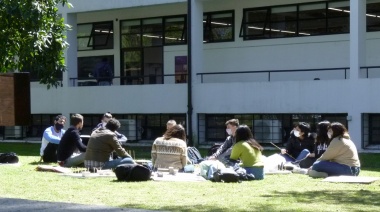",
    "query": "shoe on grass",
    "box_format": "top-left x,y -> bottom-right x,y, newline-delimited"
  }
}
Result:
308,170 -> 328,178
